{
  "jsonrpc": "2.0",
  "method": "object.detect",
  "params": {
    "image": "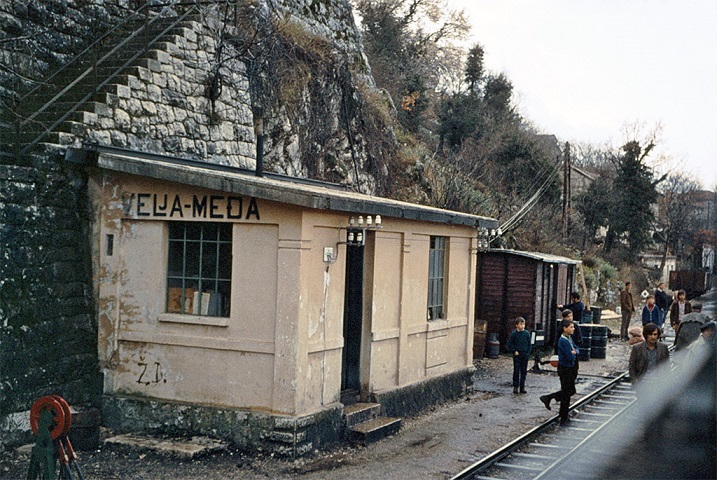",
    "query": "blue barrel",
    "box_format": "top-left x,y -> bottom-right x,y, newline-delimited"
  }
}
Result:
581,310 -> 593,324
591,325 -> 608,359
